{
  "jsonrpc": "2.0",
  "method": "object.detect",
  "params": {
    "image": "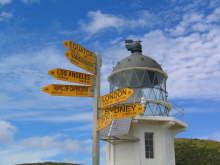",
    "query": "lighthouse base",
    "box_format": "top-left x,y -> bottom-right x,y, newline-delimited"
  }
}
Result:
105,116 -> 187,165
